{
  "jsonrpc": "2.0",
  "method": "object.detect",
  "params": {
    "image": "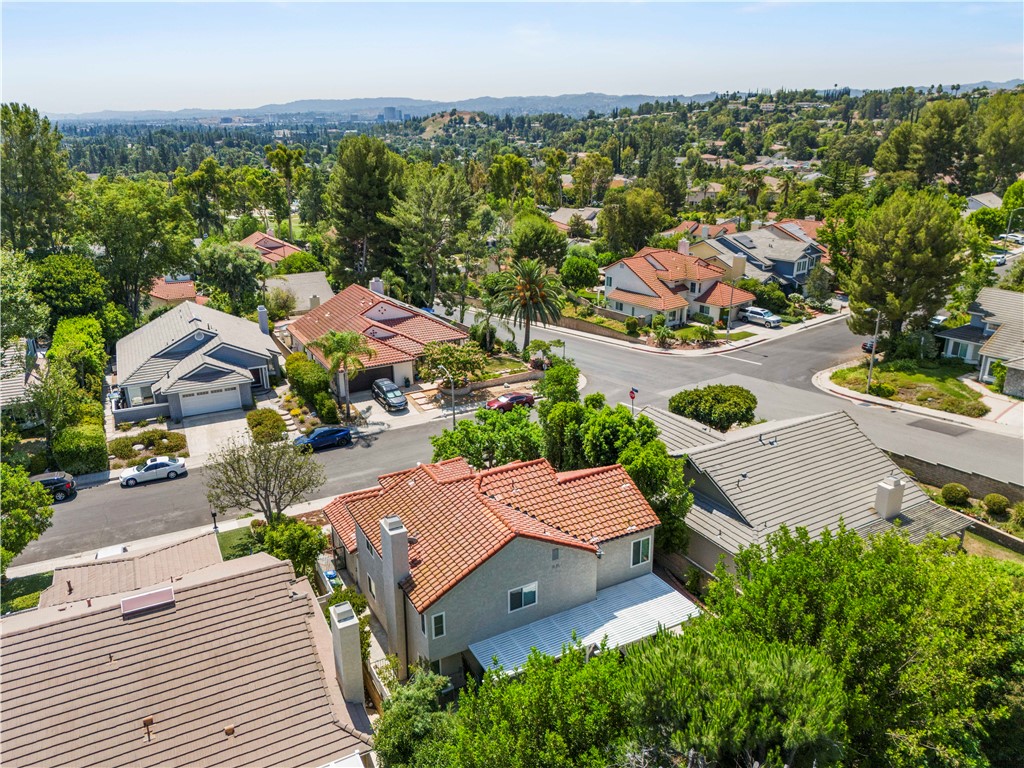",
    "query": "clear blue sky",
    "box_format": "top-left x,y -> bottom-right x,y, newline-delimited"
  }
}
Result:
3,2 -> 1022,114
